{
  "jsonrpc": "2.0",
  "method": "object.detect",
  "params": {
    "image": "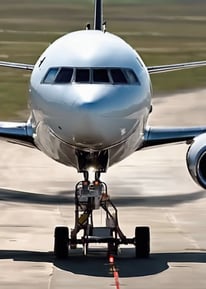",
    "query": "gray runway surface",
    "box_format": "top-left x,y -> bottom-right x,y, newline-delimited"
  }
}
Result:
1,89 -> 206,288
